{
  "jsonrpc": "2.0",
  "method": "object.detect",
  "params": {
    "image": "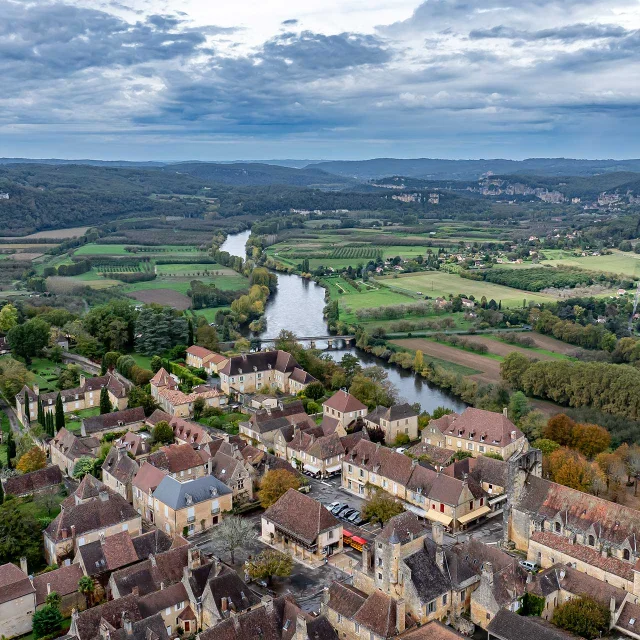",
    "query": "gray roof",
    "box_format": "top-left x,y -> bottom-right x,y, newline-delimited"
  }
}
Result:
367,404 -> 418,426
152,475 -> 231,511
487,610 -> 578,640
